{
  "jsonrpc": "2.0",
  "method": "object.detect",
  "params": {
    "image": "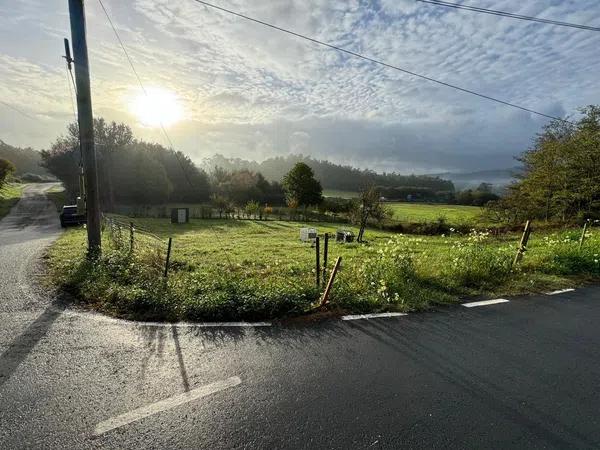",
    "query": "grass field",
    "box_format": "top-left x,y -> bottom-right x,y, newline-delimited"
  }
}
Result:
46,216 -> 600,322
0,183 -> 24,220
387,202 -> 483,224
323,189 -> 359,198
